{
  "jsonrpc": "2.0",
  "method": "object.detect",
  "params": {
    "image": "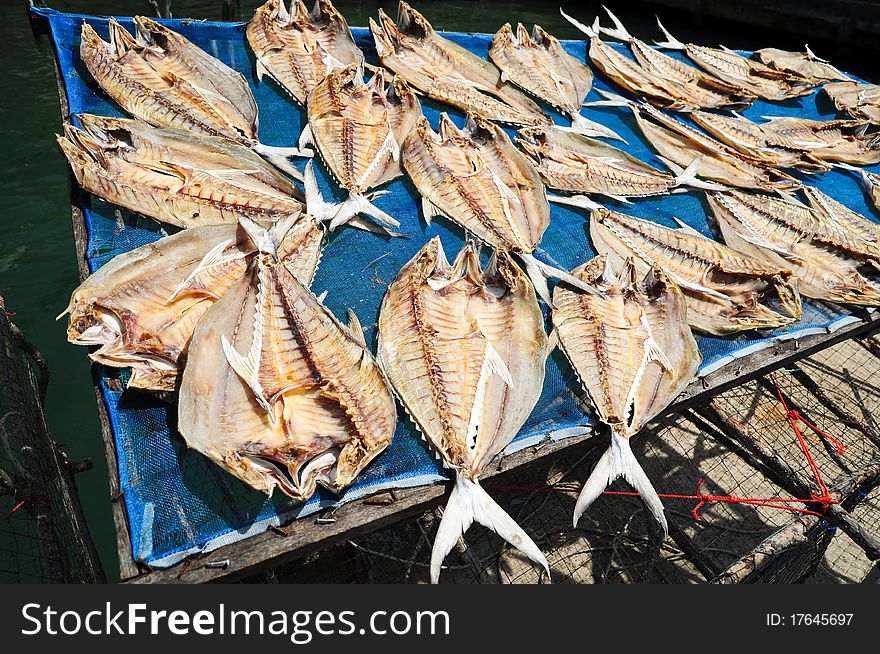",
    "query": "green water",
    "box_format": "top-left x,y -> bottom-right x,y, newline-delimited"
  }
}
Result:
1,0 -> 871,582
